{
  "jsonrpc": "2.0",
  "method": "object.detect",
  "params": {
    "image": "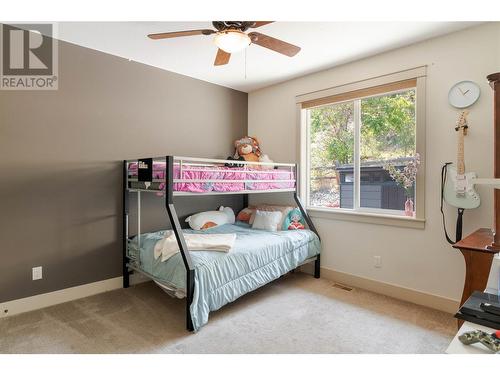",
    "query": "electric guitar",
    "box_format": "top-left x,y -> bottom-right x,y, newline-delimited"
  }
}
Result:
443,111 -> 481,209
